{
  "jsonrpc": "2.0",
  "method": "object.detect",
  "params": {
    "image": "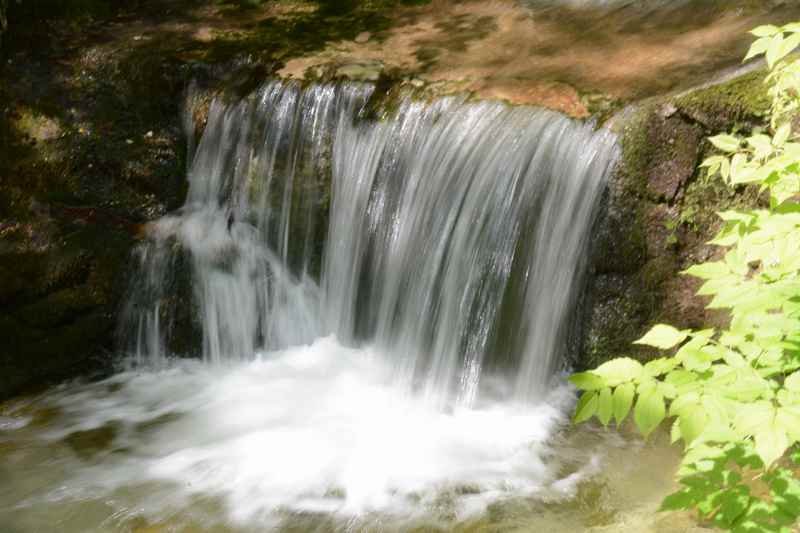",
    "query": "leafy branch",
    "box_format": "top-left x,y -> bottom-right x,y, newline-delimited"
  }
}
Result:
571,22 -> 800,532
